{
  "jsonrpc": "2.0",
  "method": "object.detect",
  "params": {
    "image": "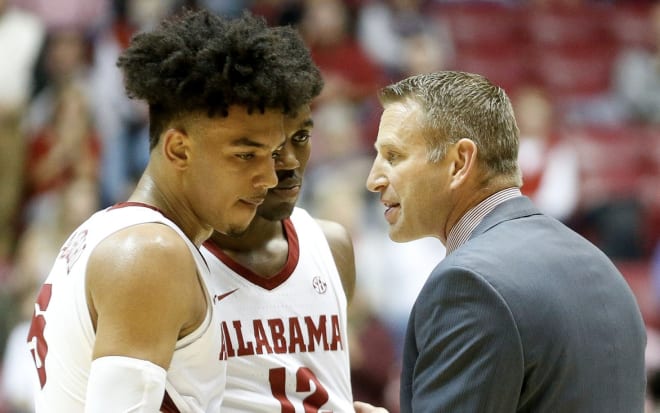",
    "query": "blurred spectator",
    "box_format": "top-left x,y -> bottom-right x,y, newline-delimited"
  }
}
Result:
89,0 -> 178,206
612,2 -> 660,125
348,289 -> 398,412
0,0 -> 43,263
308,99 -> 368,167
653,241 -> 660,309
13,0 -> 108,32
25,25 -> 93,142
23,83 -> 101,223
513,85 -> 579,222
299,0 -> 385,104
250,0 -> 302,26
20,26 -> 101,225
197,0 -> 249,17
357,0 -> 453,79
2,177 -> 99,413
